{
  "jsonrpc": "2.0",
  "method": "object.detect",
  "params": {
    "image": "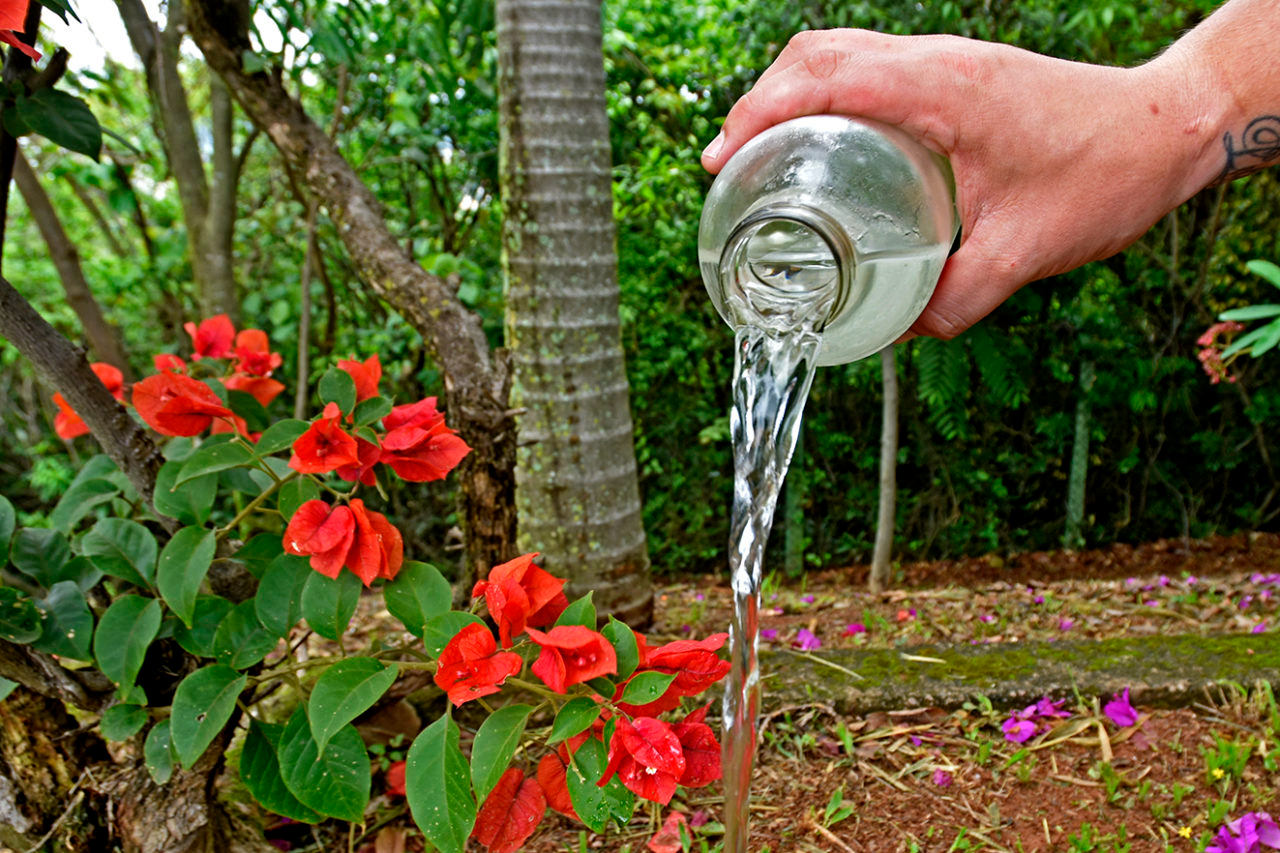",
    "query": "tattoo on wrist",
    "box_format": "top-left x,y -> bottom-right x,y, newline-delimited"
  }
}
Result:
1217,115 -> 1280,184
